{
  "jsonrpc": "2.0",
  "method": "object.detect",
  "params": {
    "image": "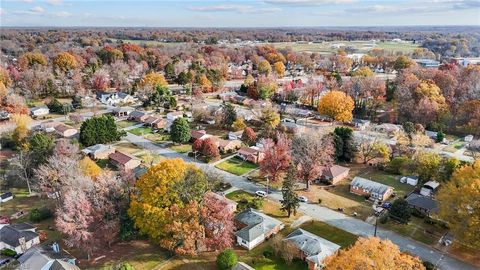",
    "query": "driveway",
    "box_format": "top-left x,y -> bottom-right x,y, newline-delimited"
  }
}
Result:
123,131 -> 477,270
